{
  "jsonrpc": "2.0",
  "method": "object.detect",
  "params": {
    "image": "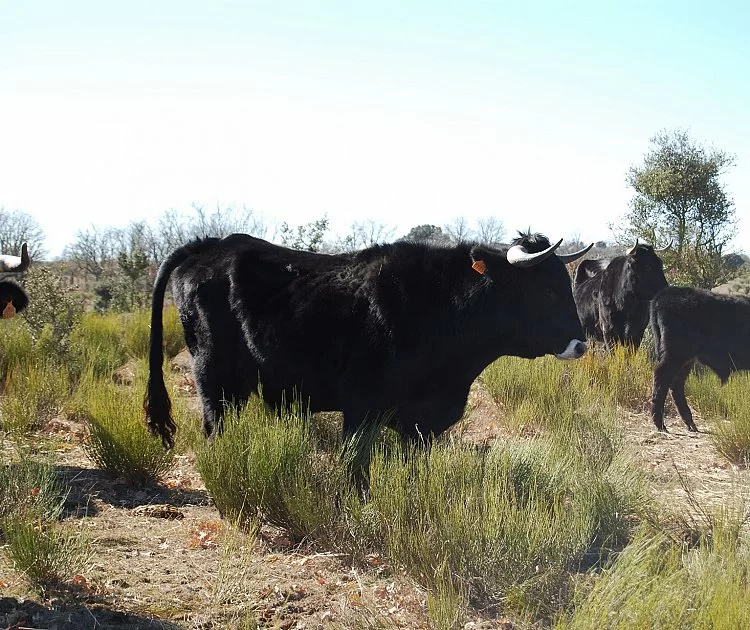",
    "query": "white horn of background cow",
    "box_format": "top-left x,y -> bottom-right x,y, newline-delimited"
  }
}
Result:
655,239 -> 673,254
625,238 -> 639,256
506,238 -> 563,268
557,242 -> 595,265
0,243 -> 30,273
